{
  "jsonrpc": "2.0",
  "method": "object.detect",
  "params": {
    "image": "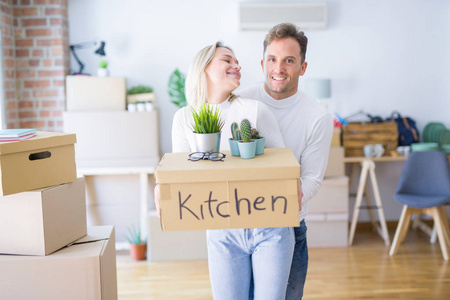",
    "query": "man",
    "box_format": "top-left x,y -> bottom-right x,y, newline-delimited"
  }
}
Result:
239,23 -> 333,300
